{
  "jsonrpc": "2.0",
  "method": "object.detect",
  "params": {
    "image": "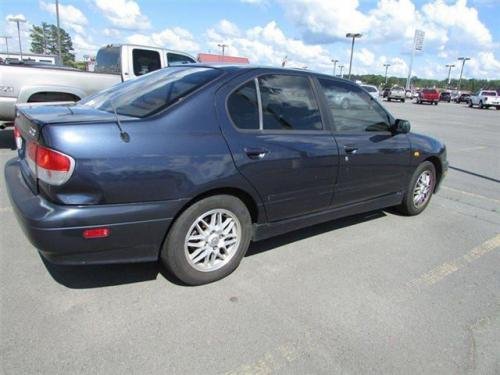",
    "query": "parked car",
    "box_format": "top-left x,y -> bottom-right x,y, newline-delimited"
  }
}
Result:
382,87 -> 391,98
387,86 -> 406,102
468,90 -> 500,109
360,84 -> 379,99
0,44 -> 196,126
454,93 -> 471,104
5,65 -> 448,285
416,88 -> 440,105
439,92 -> 451,102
